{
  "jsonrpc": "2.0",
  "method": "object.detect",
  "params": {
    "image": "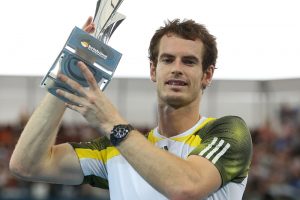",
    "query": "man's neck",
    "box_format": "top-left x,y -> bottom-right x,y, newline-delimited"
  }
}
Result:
157,101 -> 201,138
